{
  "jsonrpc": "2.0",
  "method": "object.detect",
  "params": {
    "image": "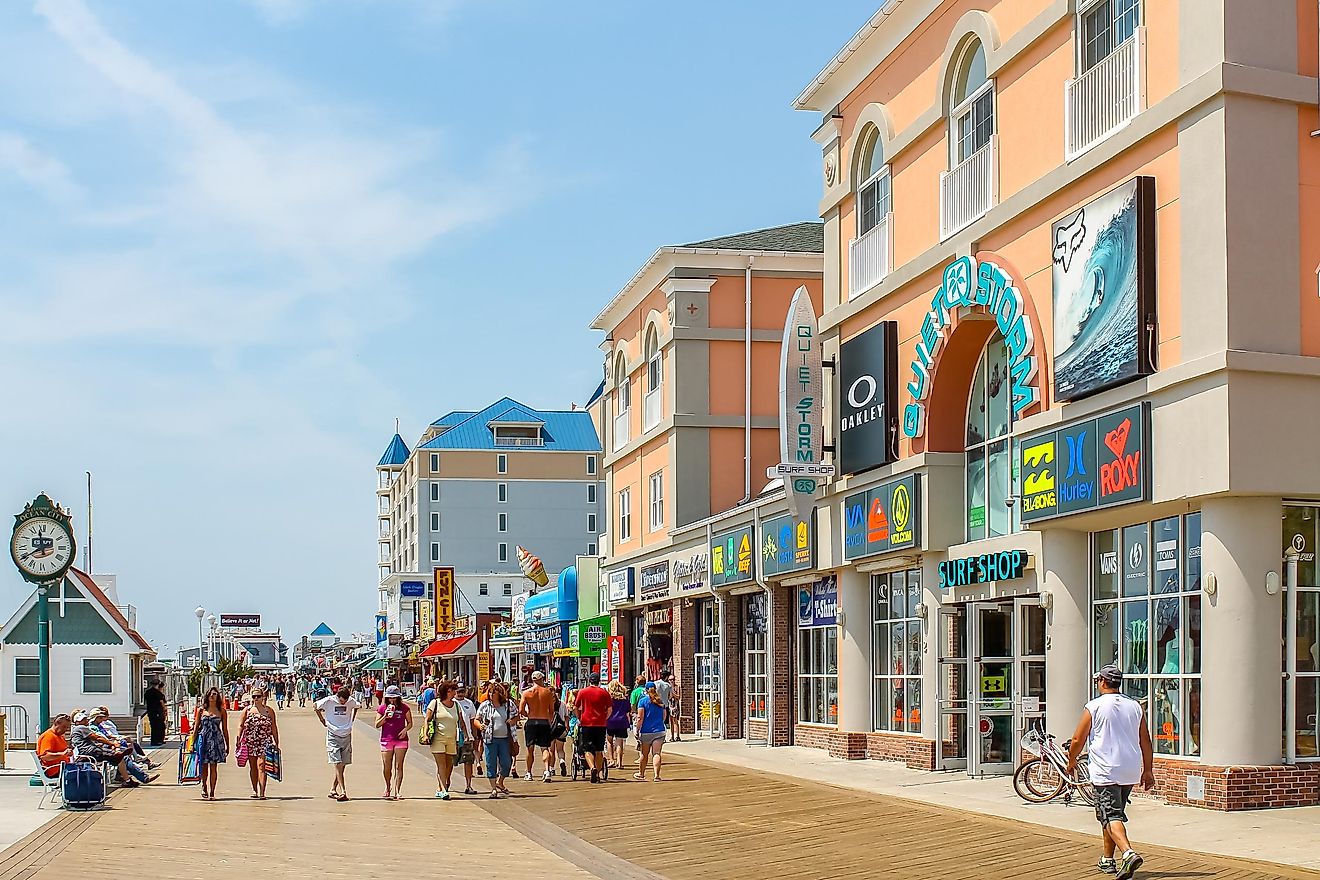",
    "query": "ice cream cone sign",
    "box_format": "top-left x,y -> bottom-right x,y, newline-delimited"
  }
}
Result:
516,545 -> 549,587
